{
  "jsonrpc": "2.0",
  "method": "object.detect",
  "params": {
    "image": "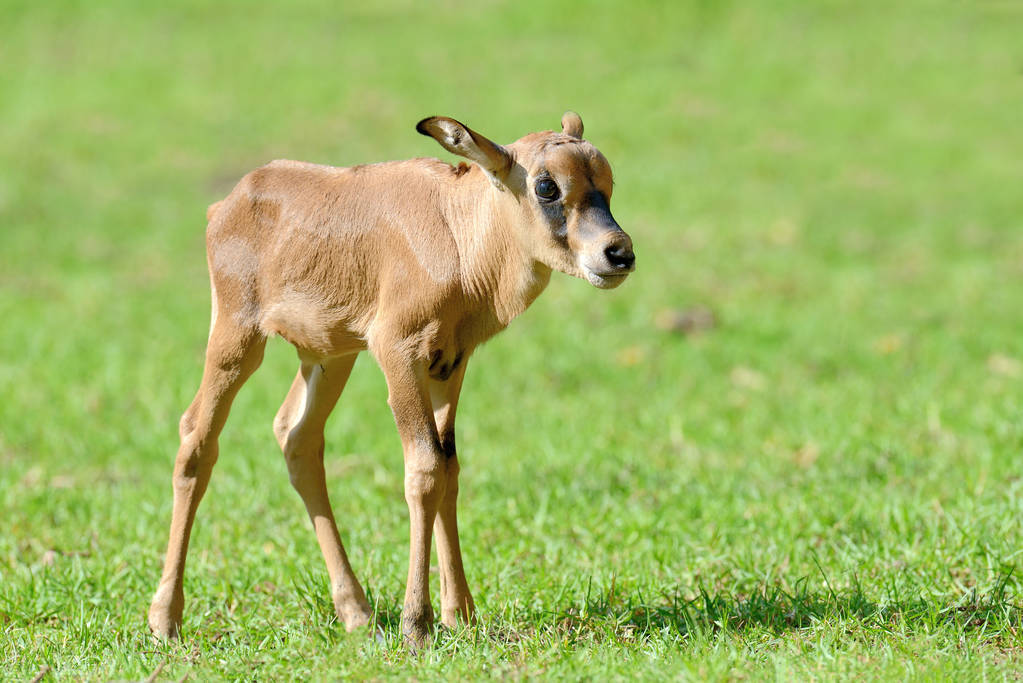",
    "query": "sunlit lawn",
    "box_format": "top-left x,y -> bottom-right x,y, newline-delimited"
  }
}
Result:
2,0 -> 1022,679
